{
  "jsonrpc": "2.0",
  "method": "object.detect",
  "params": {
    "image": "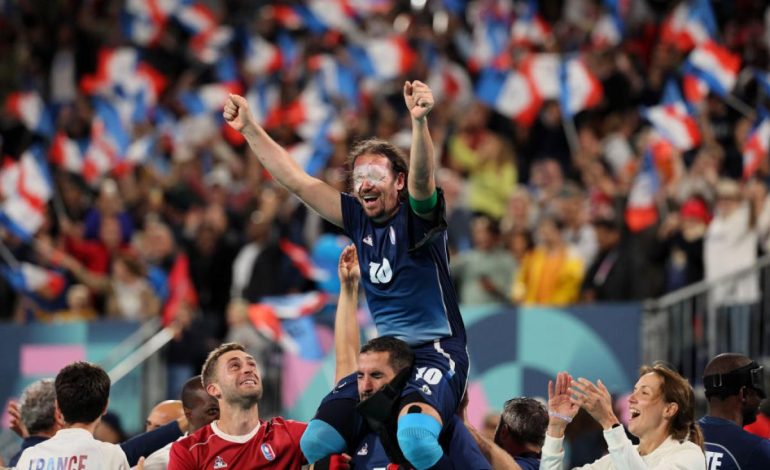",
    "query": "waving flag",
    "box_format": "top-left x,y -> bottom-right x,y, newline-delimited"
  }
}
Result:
0,262 -> 66,298
243,34 -> 283,77
179,82 -> 241,116
82,99 -> 131,185
743,117 -> 770,180
309,54 -> 359,107
0,146 -> 53,241
511,0 -> 552,48
661,0 -> 717,51
246,79 -> 281,127
476,68 -> 541,126
641,81 -> 700,151
121,0 -> 179,46
682,41 -> 741,102
467,10 -> 511,71
279,239 -> 332,283
428,58 -> 473,107
559,57 -> 603,118
307,0 -> 359,35
175,2 -> 232,63
4,92 -> 54,137
50,133 -> 84,174
349,37 -> 416,81
625,143 -> 661,232
641,104 -> 700,151
592,0 -> 626,47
